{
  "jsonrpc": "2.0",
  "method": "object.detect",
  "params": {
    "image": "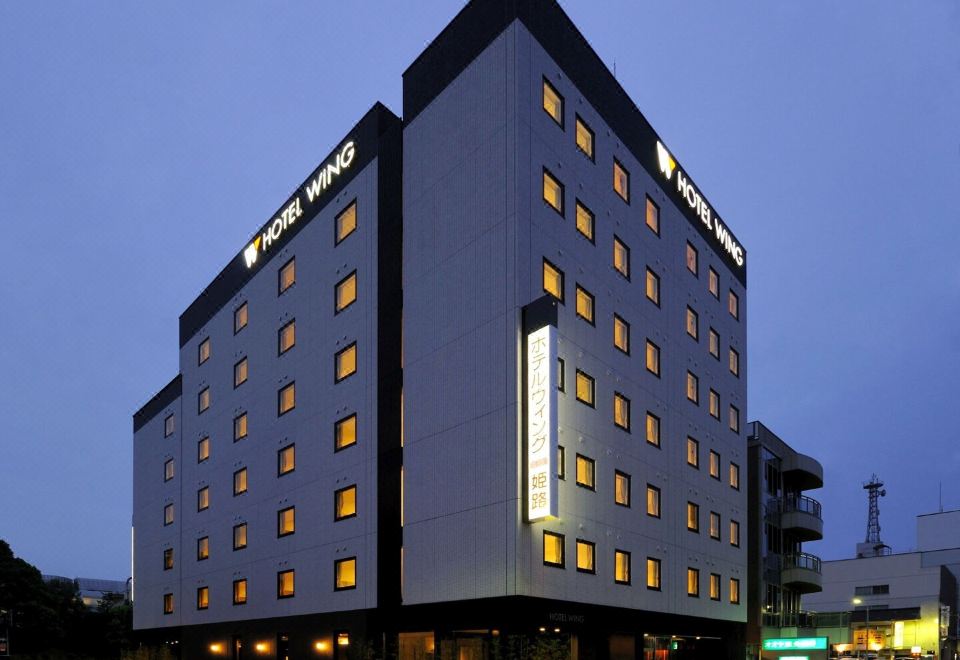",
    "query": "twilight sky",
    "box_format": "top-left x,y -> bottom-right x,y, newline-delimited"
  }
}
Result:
0,2 -> 958,579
